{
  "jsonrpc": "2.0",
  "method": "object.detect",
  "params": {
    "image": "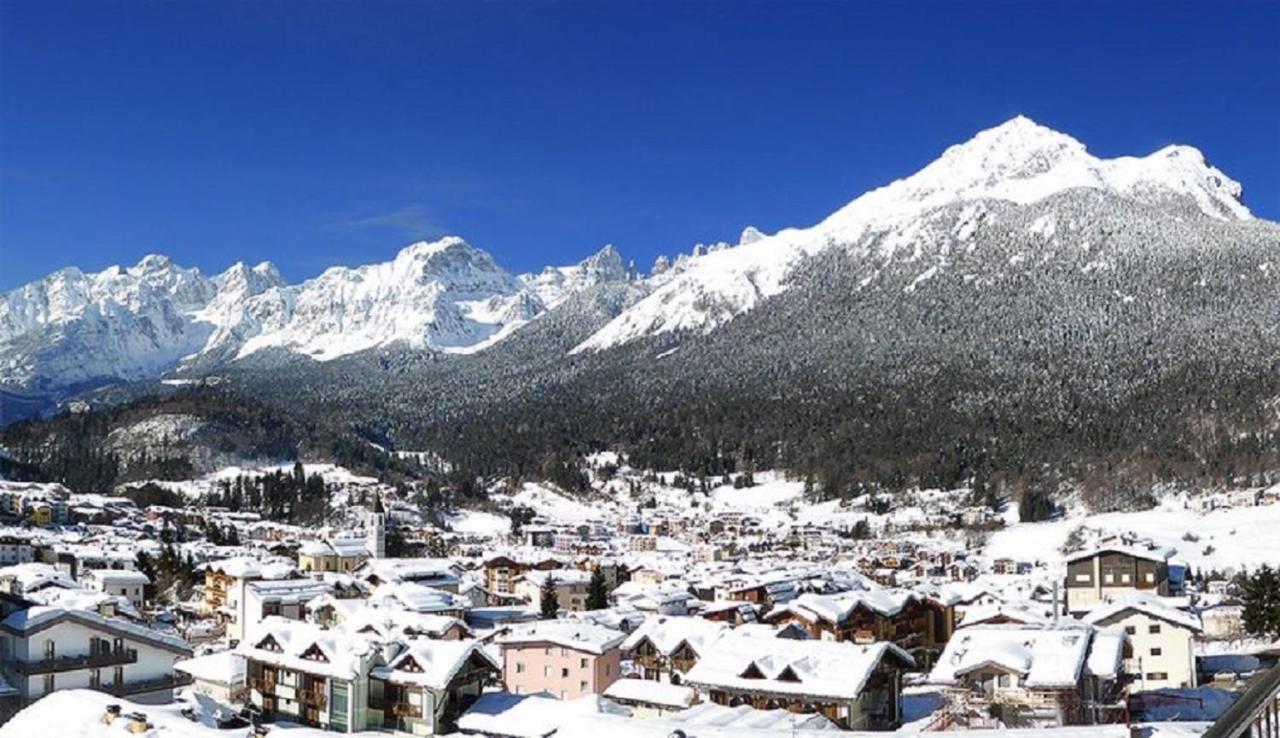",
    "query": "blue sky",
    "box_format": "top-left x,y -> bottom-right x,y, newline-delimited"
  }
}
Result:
2,1 -> 1277,290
